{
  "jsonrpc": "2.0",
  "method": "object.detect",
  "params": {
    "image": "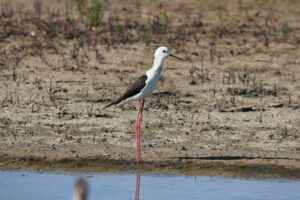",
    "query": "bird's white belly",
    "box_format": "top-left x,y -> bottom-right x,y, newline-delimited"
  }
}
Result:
129,74 -> 160,102
140,78 -> 158,99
